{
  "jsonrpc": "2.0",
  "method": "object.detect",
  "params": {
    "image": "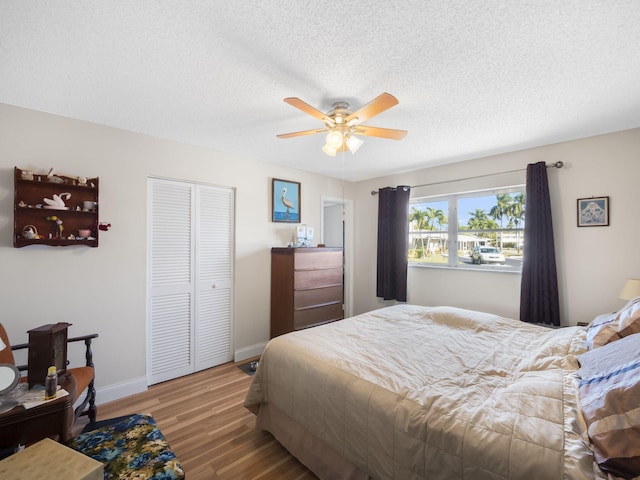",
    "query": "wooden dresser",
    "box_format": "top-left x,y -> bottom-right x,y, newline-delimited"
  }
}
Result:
270,247 -> 344,338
